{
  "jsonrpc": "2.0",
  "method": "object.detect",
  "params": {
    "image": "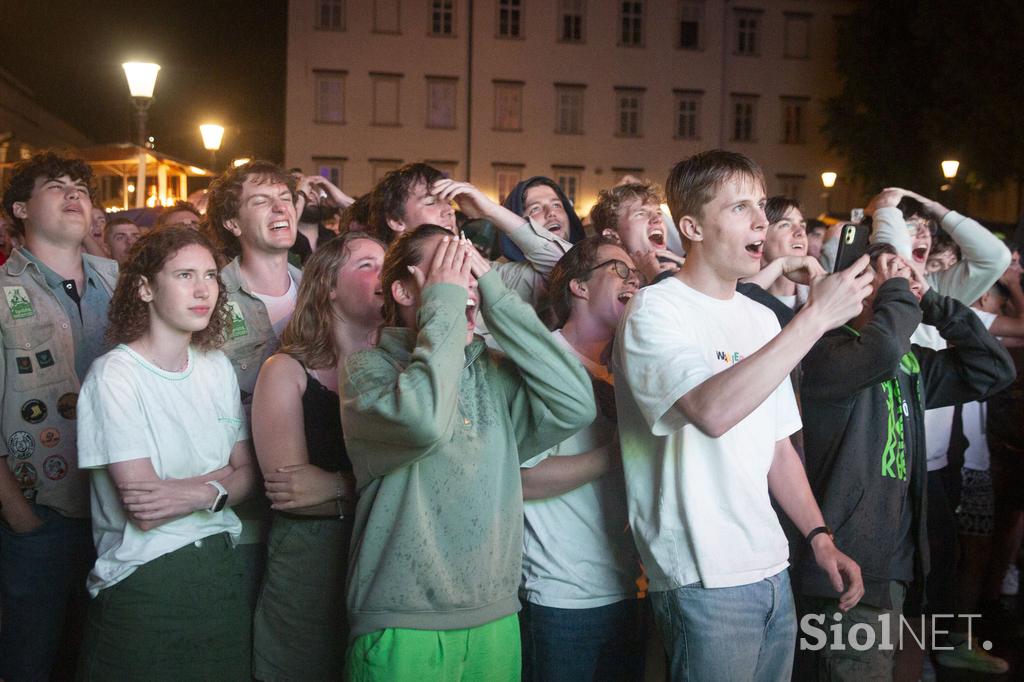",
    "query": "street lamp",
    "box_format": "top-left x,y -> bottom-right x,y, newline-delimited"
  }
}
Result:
232,157 -> 252,168
821,171 -> 837,214
941,159 -> 959,193
122,62 -> 160,207
199,124 -> 225,171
